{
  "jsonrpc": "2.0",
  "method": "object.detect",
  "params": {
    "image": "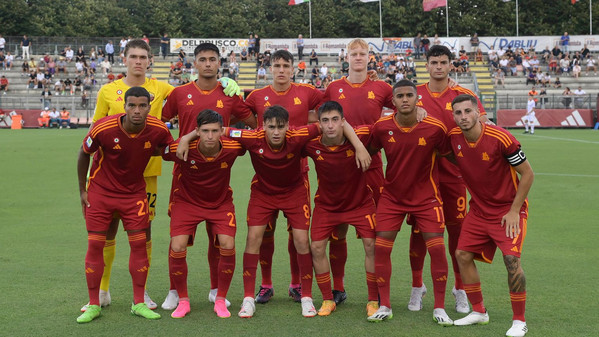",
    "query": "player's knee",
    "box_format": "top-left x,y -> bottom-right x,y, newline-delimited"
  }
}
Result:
362,238 -> 375,256
503,254 -> 521,274
310,240 -> 326,257
455,249 -> 473,264
170,240 -> 187,252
